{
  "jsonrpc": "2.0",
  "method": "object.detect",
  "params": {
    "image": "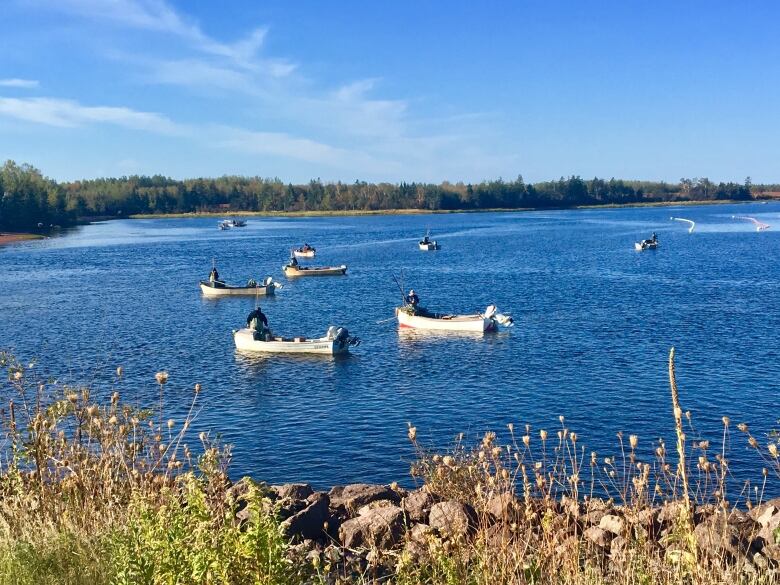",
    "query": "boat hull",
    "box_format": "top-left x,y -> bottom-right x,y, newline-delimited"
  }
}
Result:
396,308 -> 493,332
419,242 -> 440,251
200,282 -> 275,296
293,250 -> 316,258
233,328 -> 349,354
634,241 -> 658,251
283,265 -> 347,277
